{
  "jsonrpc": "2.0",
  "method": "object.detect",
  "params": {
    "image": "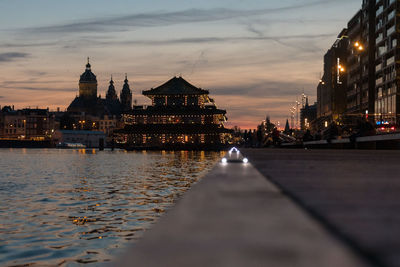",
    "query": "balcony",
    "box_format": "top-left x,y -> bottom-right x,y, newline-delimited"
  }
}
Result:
387,25 -> 396,37
376,63 -> 383,72
376,34 -> 383,44
388,10 -> 396,21
387,56 -> 395,66
376,6 -> 383,17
